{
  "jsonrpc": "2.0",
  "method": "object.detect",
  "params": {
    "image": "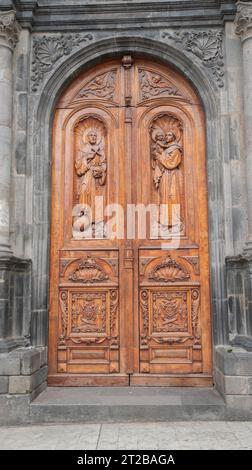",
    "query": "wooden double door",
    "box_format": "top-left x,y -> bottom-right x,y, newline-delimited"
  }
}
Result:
48,57 -> 212,386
